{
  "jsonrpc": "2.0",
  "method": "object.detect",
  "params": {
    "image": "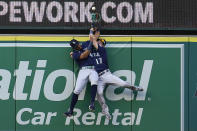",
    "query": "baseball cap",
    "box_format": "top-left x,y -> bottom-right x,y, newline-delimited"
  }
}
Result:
70,39 -> 80,49
97,38 -> 106,46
